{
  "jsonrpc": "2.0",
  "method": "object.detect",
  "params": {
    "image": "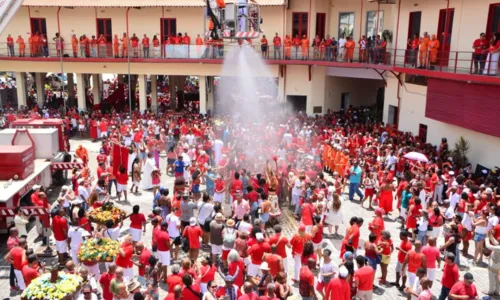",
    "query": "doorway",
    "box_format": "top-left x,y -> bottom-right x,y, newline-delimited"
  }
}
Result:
388,105 -> 398,126
486,3 -> 500,39
376,87 -> 385,122
287,95 -> 307,112
437,8 -> 454,66
341,92 -> 350,111
315,13 -> 326,39
97,19 -> 112,57
406,11 -> 421,64
419,124 -> 428,143
30,18 -> 47,36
